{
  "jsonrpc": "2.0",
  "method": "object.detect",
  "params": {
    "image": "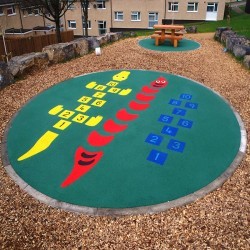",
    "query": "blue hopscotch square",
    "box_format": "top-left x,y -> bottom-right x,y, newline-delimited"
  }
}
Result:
147,149 -> 168,165
161,125 -> 178,136
180,93 -> 192,100
145,133 -> 163,146
158,114 -> 173,124
169,99 -> 182,106
177,118 -> 193,129
185,102 -> 198,109
167,139 -> 186,153
172,108 -> 186,116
